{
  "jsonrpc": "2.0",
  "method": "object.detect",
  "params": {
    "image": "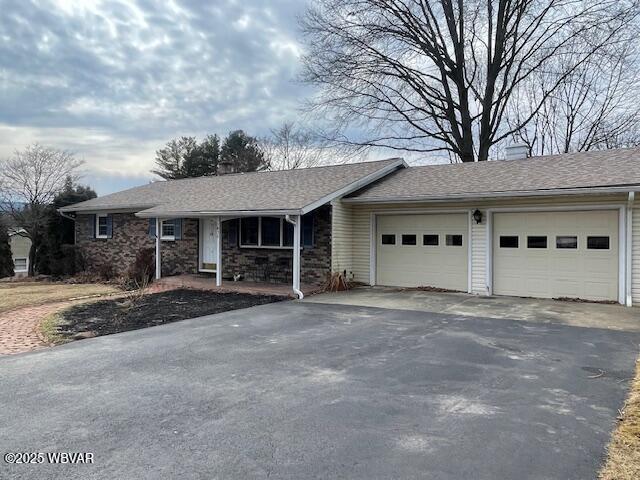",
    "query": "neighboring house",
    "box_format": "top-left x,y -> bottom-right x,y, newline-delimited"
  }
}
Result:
59,147 -> 640,305
8,229 -> 31,277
